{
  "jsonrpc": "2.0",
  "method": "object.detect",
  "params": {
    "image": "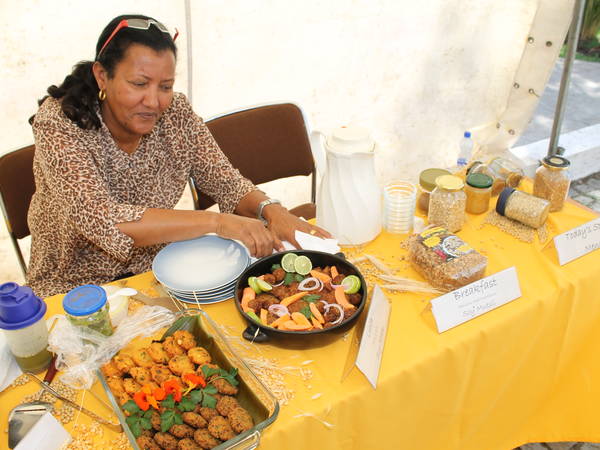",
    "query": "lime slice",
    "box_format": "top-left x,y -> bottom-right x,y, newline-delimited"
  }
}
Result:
293,255 -> 312,276
256,278 -> 272,292
341,275 -> 361,294
248,276 -> 262,294
281,253 -> 298,272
